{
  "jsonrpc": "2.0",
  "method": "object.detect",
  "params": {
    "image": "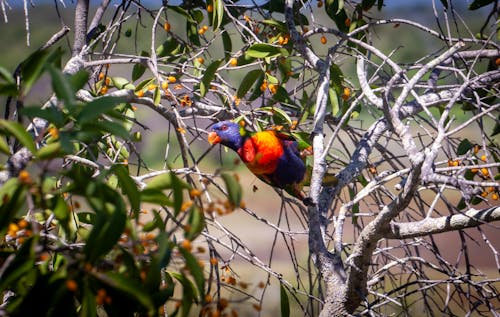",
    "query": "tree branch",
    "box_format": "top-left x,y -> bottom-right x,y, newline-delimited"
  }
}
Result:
386,207 -> 500,239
